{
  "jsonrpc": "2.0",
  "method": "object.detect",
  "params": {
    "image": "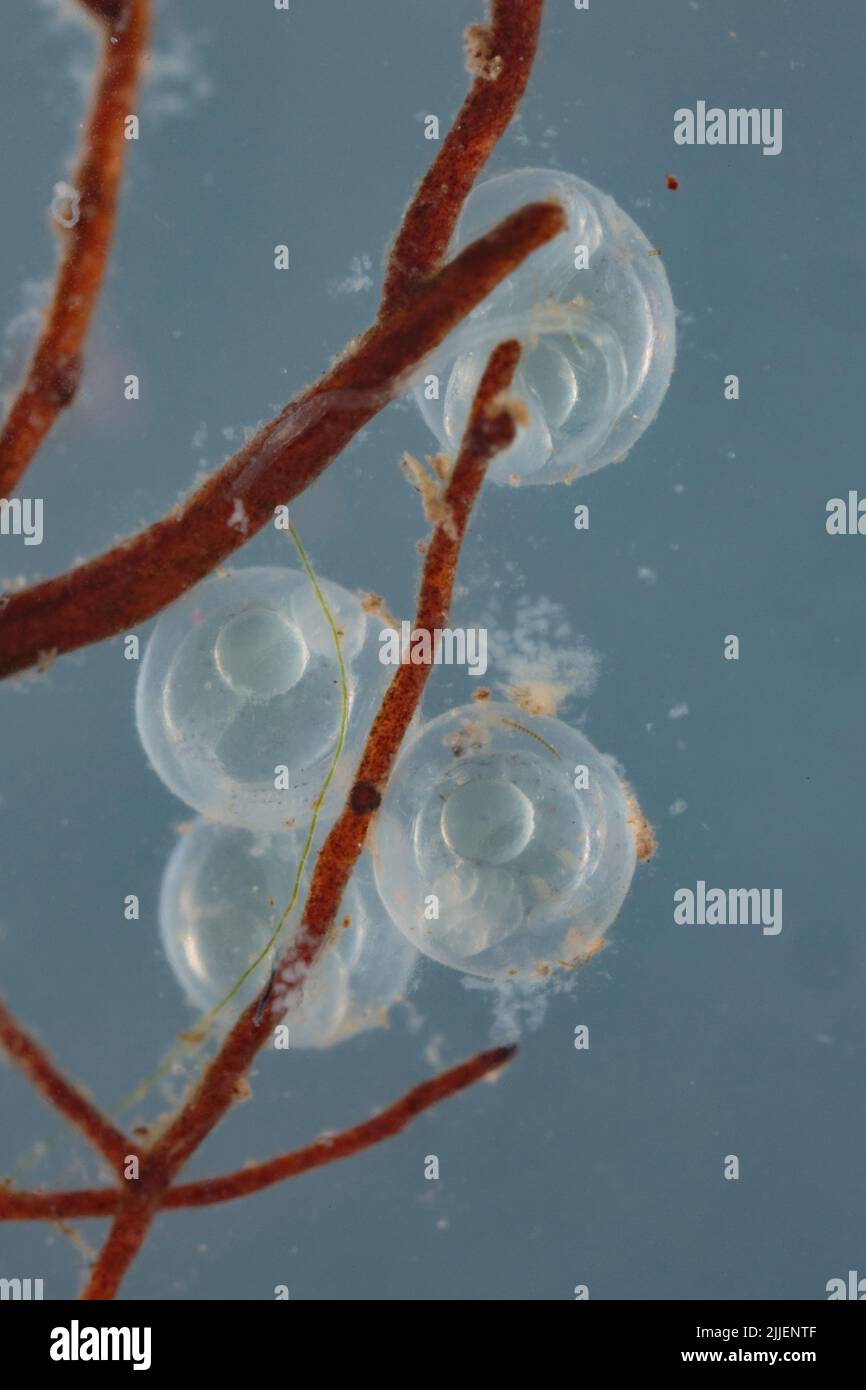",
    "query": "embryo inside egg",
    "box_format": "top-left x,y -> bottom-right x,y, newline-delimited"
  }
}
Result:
213,607 -> 309,699
135,566 -> 390,830
374,701 -> 639,980
440,778 -> 537,866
